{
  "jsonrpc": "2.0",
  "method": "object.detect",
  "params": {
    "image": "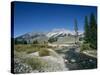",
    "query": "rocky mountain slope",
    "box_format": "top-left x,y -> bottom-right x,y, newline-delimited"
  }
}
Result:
15,28 -> 84,44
